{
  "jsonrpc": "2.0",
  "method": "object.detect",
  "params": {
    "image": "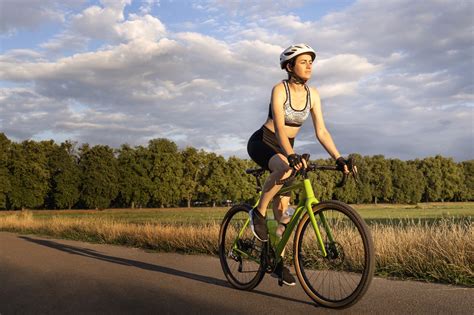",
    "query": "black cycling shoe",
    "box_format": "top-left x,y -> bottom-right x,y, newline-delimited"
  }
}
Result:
249,208 -> 268,242
271,260 -> 296,286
